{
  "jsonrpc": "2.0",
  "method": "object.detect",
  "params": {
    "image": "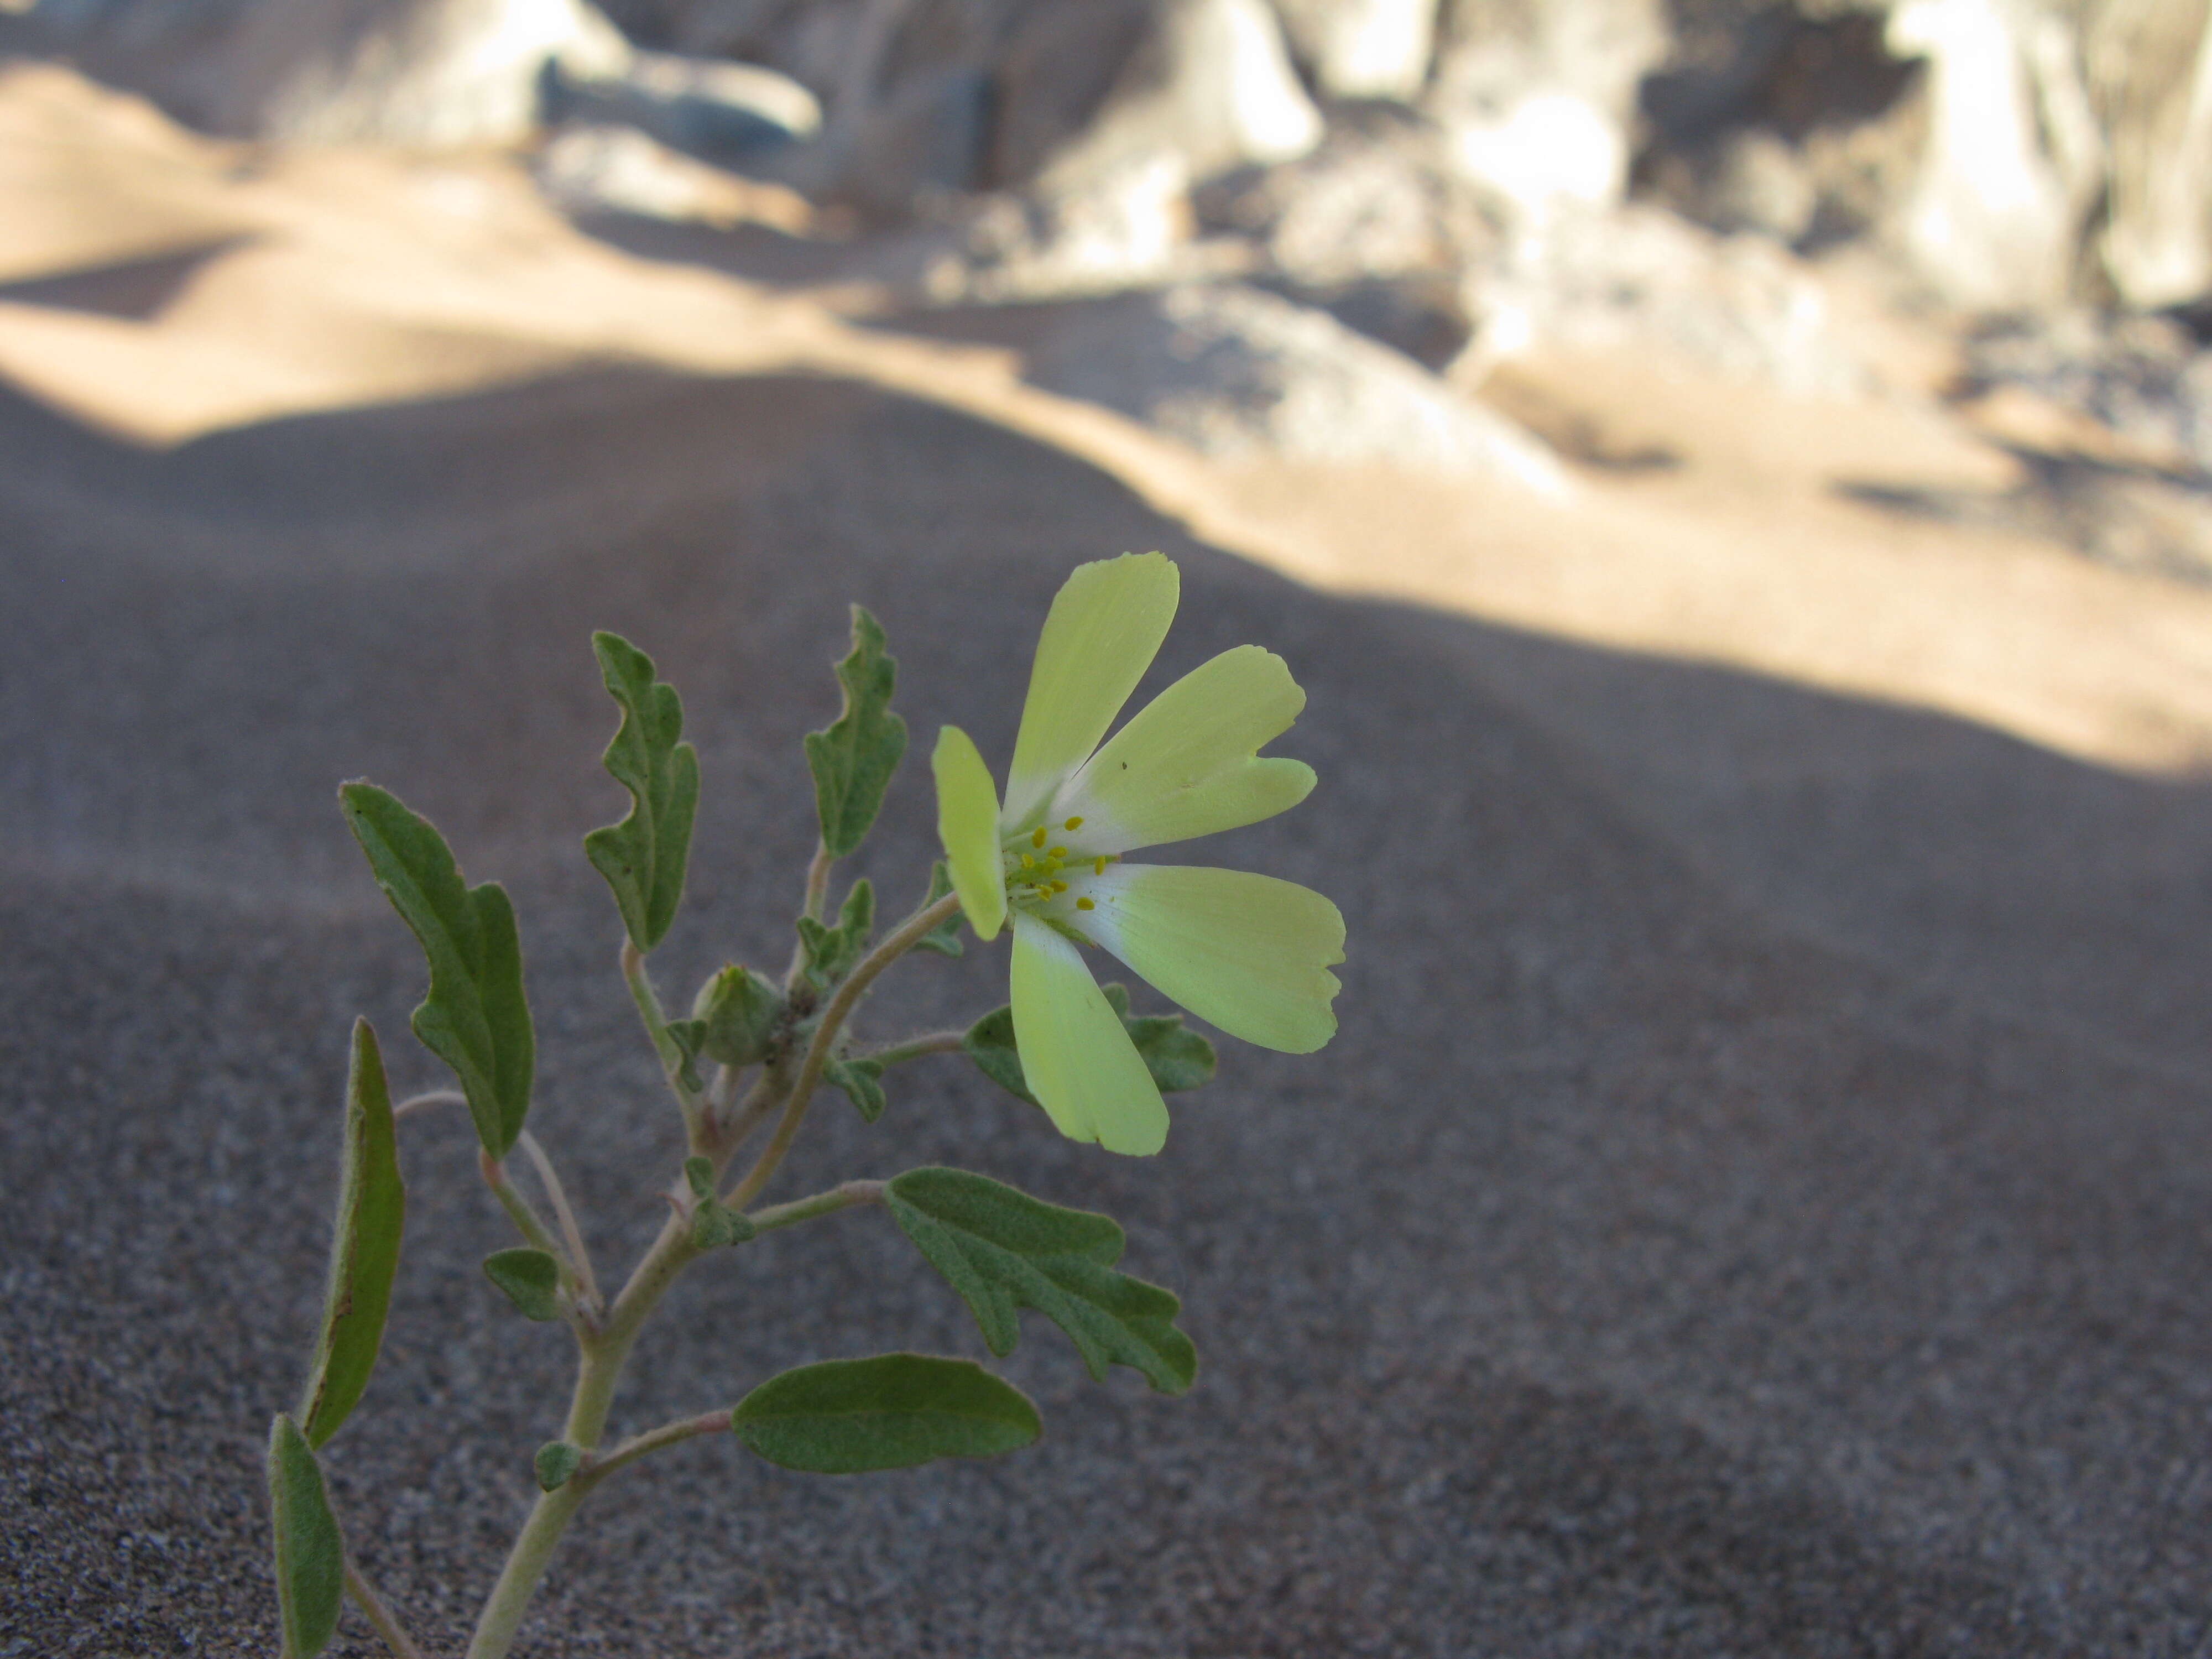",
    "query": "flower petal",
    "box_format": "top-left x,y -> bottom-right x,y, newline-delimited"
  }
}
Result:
1071,865 -> 1343,1053
932,725 -> 1005,941
1003,552 -> 1178,832
1010,912 -> 1168,1155
1056,645 -> 1315,853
